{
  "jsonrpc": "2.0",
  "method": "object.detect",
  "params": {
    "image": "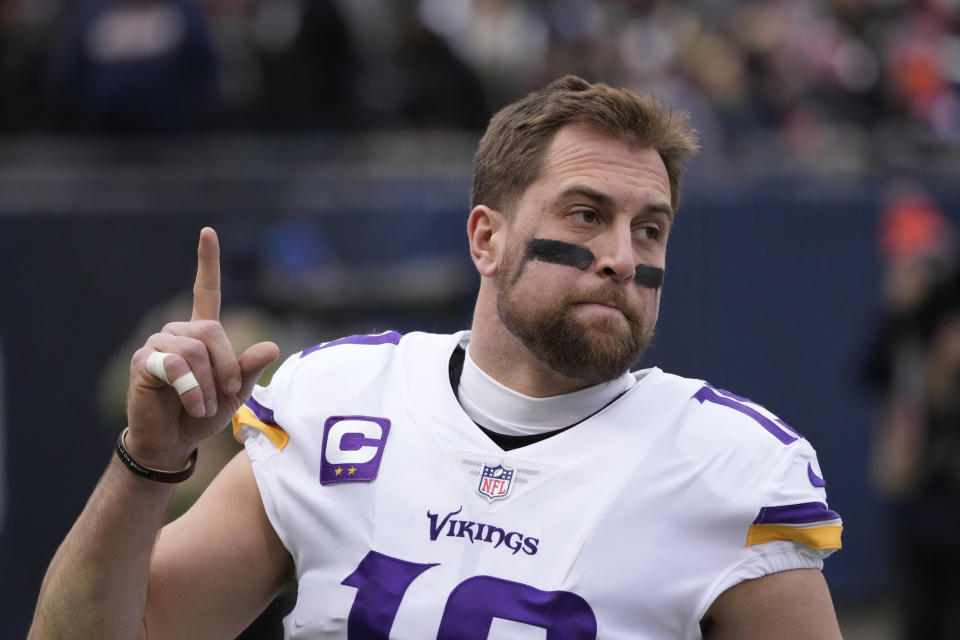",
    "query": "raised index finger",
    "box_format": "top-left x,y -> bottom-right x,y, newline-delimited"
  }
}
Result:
192,227 -> 221,321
